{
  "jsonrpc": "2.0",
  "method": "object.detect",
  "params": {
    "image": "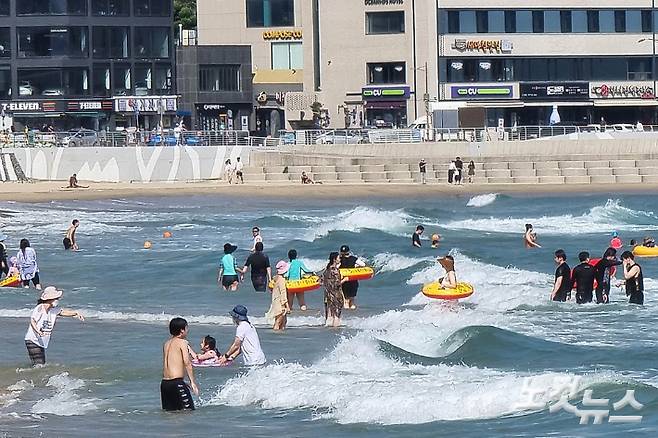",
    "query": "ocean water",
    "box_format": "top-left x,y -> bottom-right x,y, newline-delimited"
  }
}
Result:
0,193 -> 657,437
